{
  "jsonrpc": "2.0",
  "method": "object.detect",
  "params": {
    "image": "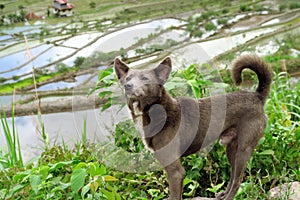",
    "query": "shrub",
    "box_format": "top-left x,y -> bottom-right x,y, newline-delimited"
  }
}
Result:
217,18 -> 228,25
89,2 -> 96,9
289,2 -> 300,9
240,4 -> 251,12
279,4 -> 287,11
222,8 -> 229,14
73,56 -> 86,68
204,22 -> 216,31
55,63 -> 69,73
